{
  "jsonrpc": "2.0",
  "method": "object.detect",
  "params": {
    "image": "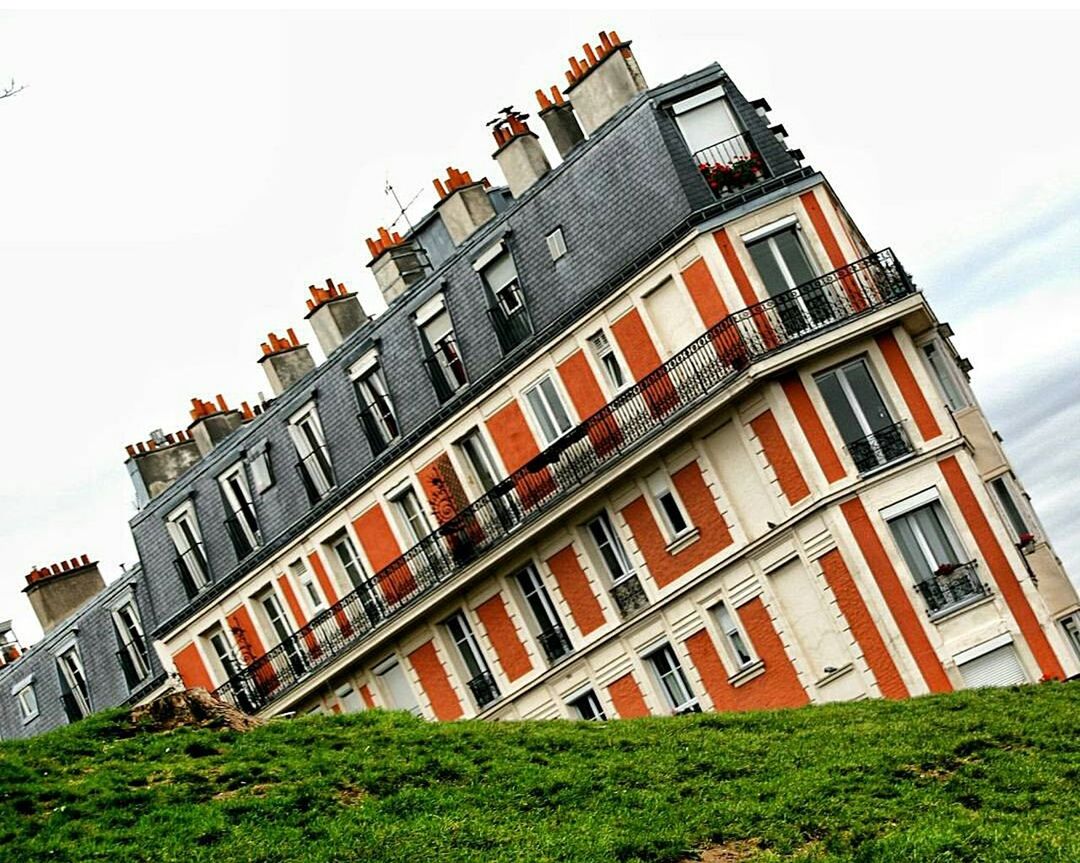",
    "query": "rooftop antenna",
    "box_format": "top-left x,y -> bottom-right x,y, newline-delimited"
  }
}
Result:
384,177 -> 424,234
